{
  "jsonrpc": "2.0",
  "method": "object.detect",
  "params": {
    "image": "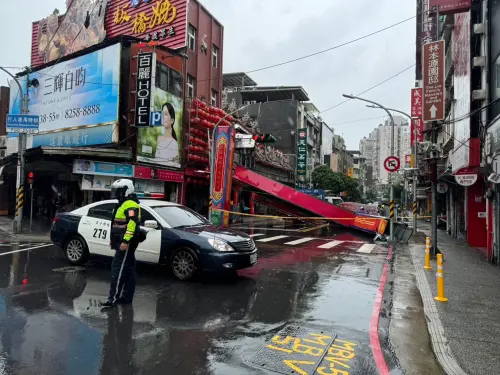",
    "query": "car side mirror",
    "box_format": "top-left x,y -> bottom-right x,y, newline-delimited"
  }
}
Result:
144,220 -> 159,229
